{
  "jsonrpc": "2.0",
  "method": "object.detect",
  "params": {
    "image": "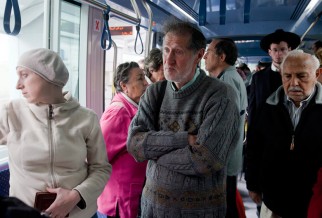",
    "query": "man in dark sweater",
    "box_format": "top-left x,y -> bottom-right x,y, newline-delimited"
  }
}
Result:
127,20 -> 240,217
245,50 -> 322,217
